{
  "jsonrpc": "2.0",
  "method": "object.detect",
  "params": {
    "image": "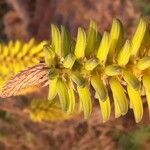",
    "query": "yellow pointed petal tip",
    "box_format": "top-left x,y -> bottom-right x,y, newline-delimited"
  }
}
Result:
130,17 -> 148,57
77,85 -> 92,119
61,25 -> 71,57
99,97 -> 111,122
117,40 -> 131,66
97,32 -> 110,65
85,20 -> 98,56
74,27 -> 86,58
110,77 -> 128,117
108,18 -> 124,61
127,85 -> 143,123
51,24 -> 61,56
